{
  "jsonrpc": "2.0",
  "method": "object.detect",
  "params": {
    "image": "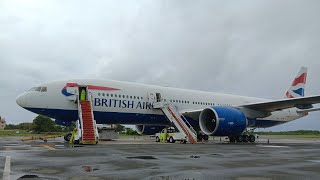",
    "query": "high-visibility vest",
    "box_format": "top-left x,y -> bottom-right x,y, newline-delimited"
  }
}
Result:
80,89 -> 86,100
